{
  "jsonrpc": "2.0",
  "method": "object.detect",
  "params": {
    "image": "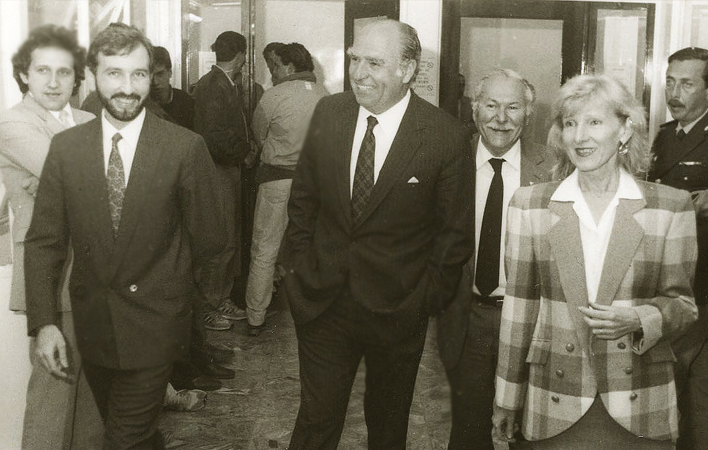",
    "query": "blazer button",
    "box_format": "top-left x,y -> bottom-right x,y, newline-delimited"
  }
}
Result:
565,343 -> 575,352
555,369 -> 564,378
617,342 -> 626,349
551,395 -> 560,403
624,367 -> 633,375
629,393 -> 638,401
129,284 -> 138,293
